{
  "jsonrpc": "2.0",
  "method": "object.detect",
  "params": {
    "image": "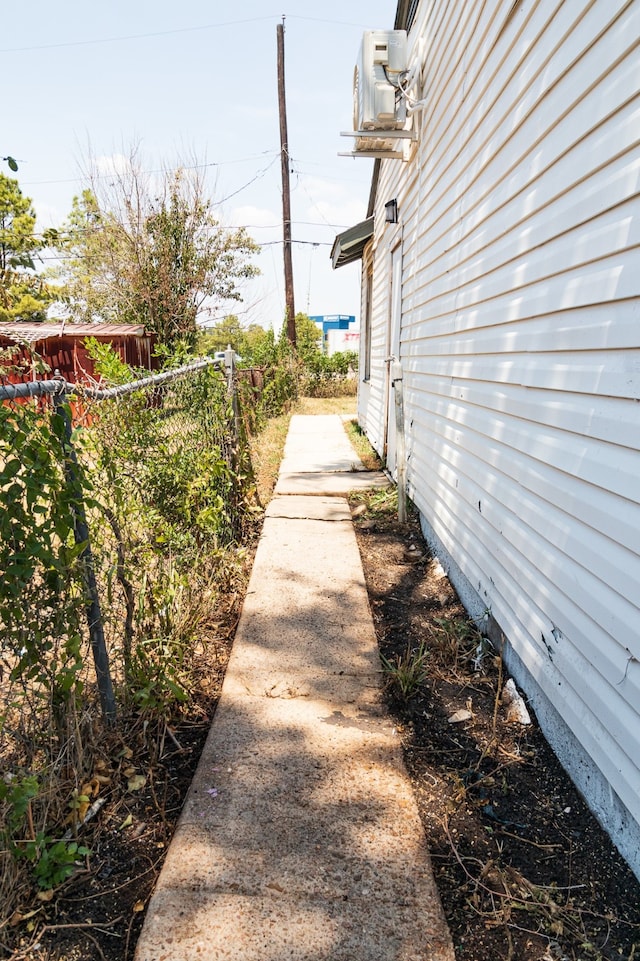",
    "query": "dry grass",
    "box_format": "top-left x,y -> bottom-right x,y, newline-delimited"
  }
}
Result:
294,396 -> 357,416
343,418 -> 383,471
249,409 -> 292,507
